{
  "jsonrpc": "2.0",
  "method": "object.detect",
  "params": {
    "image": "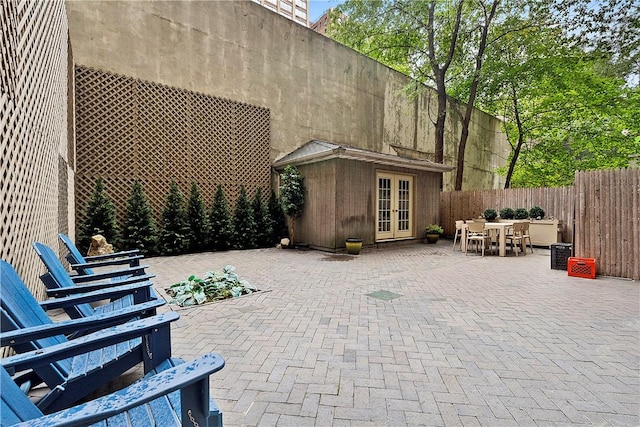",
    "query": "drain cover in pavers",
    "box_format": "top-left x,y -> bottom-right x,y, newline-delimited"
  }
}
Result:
366,290 -> 402,301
